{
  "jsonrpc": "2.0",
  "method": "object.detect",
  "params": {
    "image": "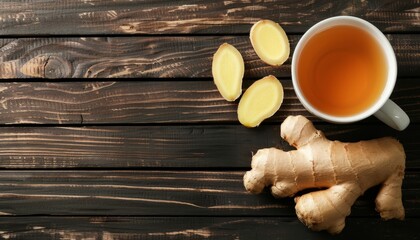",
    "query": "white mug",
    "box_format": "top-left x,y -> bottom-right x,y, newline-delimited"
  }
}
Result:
291,16 -> 410,131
